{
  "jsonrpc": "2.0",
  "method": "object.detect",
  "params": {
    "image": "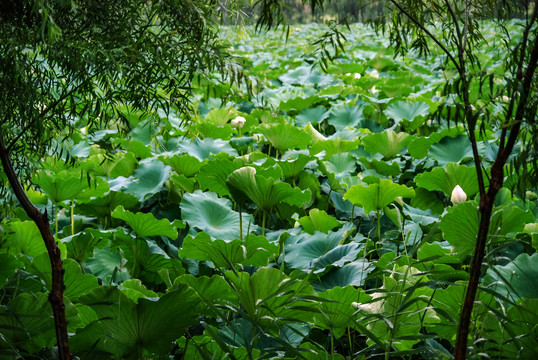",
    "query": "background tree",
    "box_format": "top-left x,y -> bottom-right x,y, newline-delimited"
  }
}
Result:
0,1 -> 235,358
